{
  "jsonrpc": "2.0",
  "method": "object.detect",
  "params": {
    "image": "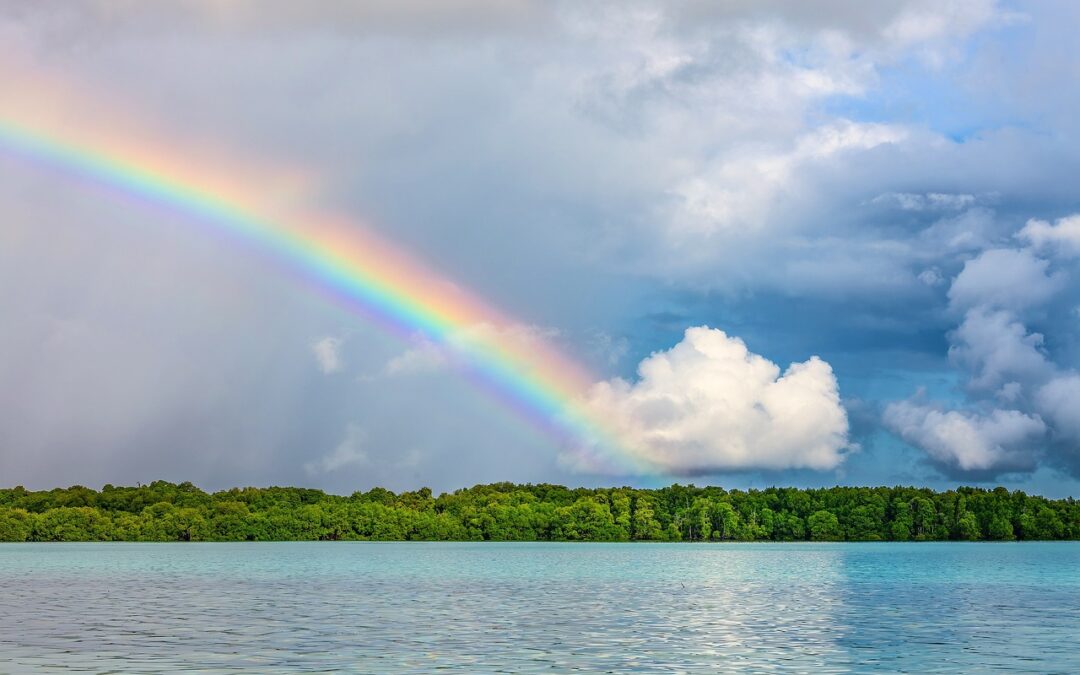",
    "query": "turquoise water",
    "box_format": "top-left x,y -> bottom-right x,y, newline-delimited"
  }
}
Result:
1,542 -> 1078,673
